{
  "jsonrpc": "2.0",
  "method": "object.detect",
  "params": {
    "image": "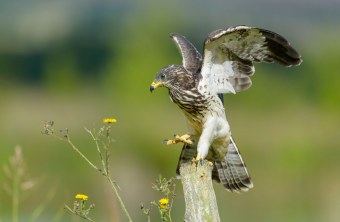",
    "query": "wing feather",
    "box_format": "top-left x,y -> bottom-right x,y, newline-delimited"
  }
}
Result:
170,33 -> 202,74
199,25 -> 302,94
